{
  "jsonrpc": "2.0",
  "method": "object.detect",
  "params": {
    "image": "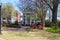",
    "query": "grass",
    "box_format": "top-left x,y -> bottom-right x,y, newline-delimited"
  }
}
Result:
46,28 -> 60,34
0,29 -> 60,40
0,30 -> 48,40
